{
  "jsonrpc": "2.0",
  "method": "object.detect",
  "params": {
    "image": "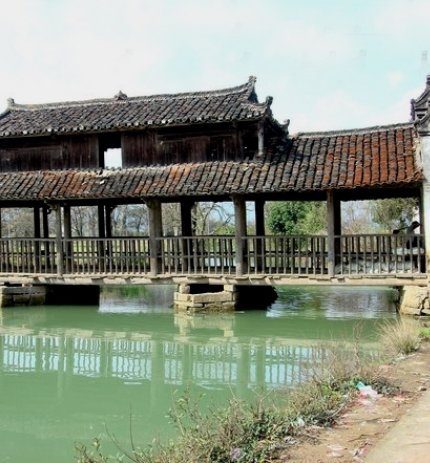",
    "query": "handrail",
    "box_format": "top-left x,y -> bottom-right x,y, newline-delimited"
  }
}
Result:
0,234 -> 425,277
